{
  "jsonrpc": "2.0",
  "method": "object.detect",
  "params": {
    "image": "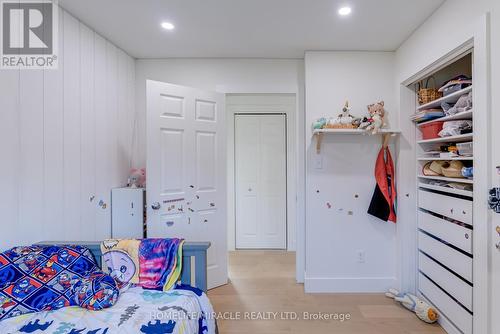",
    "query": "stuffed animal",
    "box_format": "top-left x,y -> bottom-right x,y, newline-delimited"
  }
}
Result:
357,116 -> 372,130
326,101 -> 356,129
128,168 -> 146,188
386,288 -> 438,324
365,101 -> 386,134
339,101 -> 355,125
312,117 -> 327,129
